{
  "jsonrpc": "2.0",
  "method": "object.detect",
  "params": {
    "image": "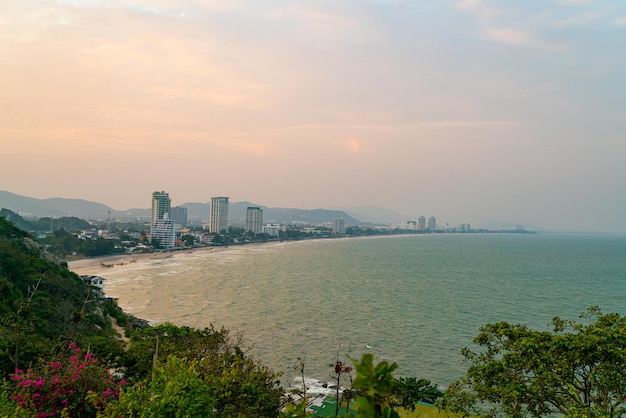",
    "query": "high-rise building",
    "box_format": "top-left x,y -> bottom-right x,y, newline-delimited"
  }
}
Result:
245,207 -> 263,234
169,206 -> 188,228
428,216 -> 437,231
209,197 -> 229,233
151,216 -> 175,248
151,191 -> 171,238
418,216 -> 426,231
333,218 -> 345,235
